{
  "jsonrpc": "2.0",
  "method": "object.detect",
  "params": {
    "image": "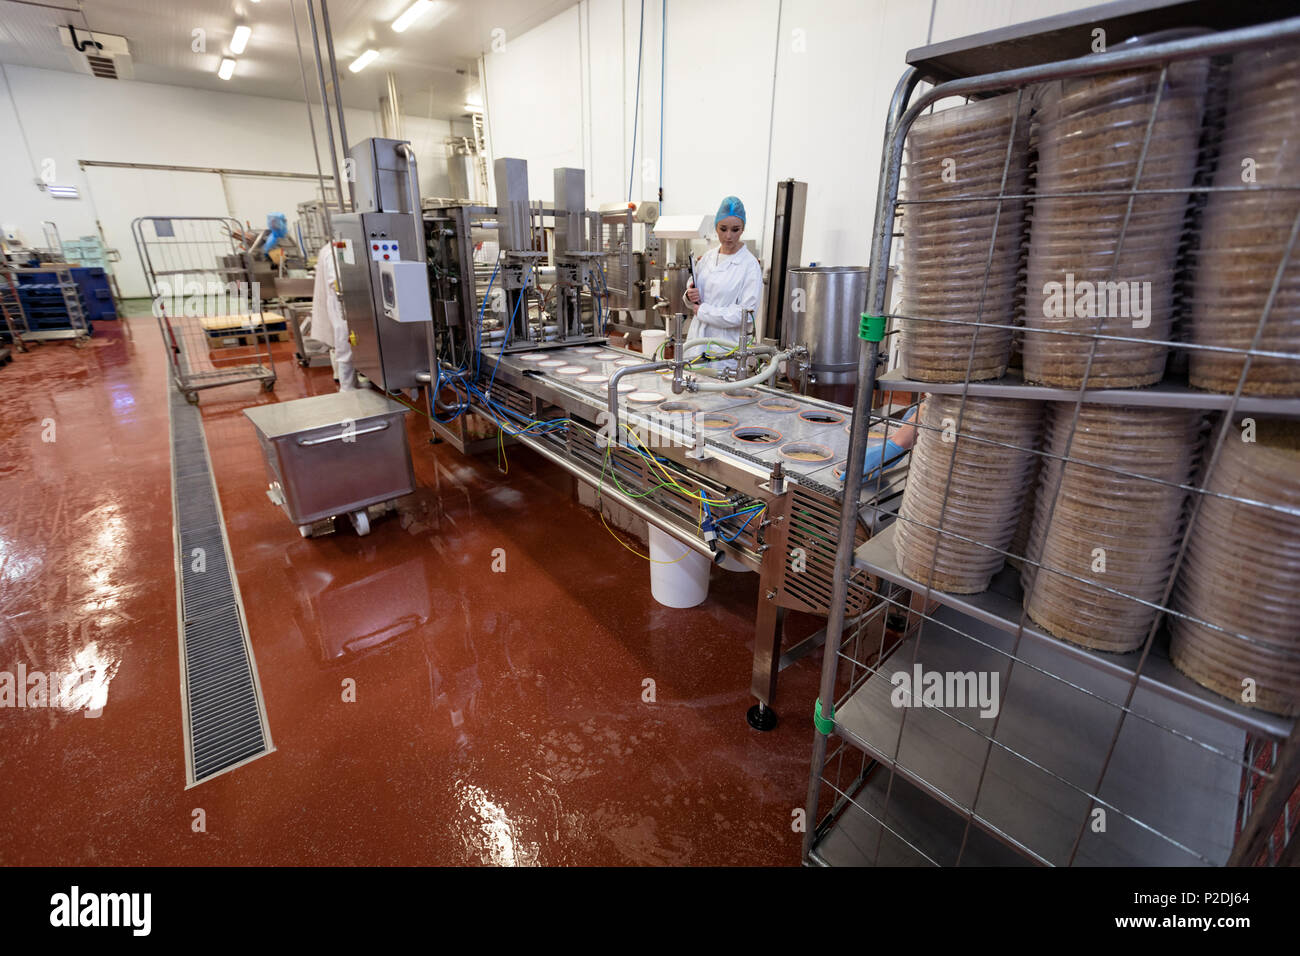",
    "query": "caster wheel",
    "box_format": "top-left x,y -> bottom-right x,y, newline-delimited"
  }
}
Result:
747,703 -> 778,732
185,392 -> 200,405
262,379 -> 276,392
349,510 -> 370,536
